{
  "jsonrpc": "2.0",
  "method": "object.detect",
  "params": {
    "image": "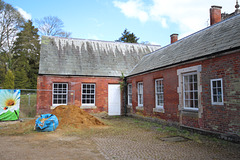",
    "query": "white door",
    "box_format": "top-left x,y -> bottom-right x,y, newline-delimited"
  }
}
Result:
108,84 -> 121,115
